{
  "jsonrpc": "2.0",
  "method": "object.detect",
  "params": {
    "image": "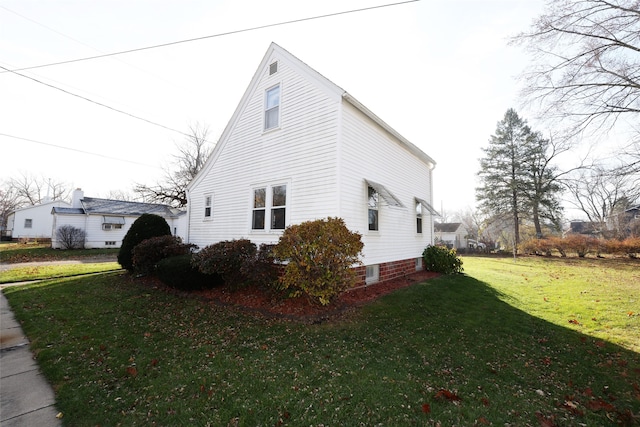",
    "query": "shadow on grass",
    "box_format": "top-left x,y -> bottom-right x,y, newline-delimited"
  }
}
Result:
3,272 -> 640,426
